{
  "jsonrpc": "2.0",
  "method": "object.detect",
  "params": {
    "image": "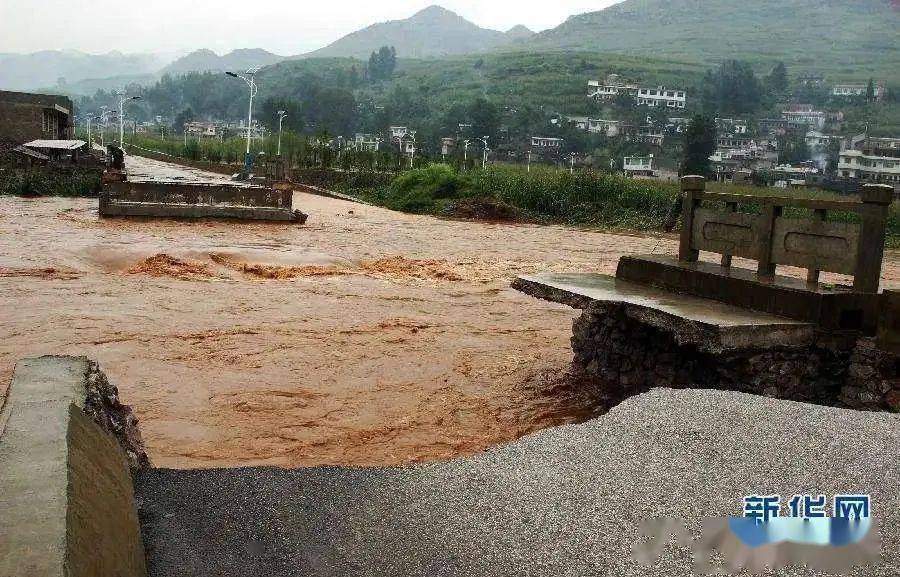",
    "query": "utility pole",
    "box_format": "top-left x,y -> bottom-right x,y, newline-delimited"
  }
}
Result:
570,153 -> 576,174
527,150 -> 531,173
226,66 -> 261,177
463,140 -> 470,170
